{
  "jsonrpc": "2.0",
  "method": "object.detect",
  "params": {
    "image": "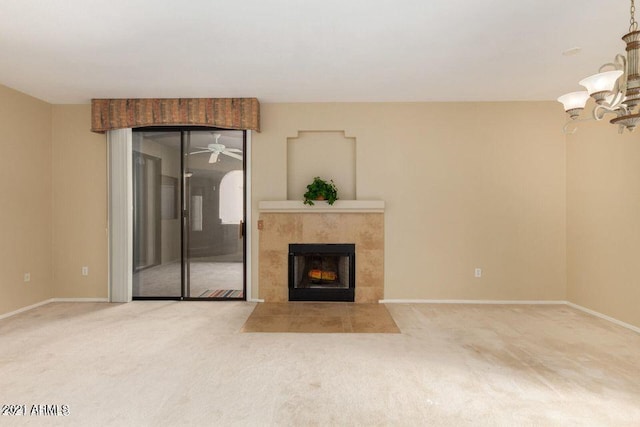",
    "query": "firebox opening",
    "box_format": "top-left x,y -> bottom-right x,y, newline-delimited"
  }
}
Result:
288,243 -> 355,302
